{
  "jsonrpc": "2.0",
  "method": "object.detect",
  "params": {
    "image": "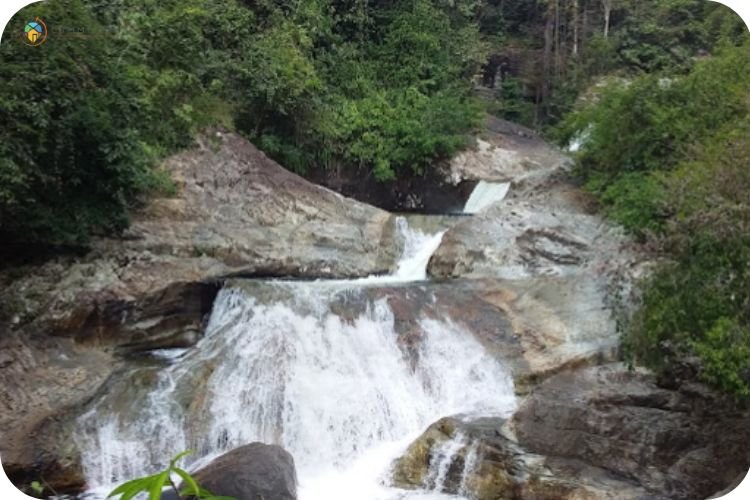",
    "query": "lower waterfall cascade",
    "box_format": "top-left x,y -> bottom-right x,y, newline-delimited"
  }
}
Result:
75,215 -> 517,500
